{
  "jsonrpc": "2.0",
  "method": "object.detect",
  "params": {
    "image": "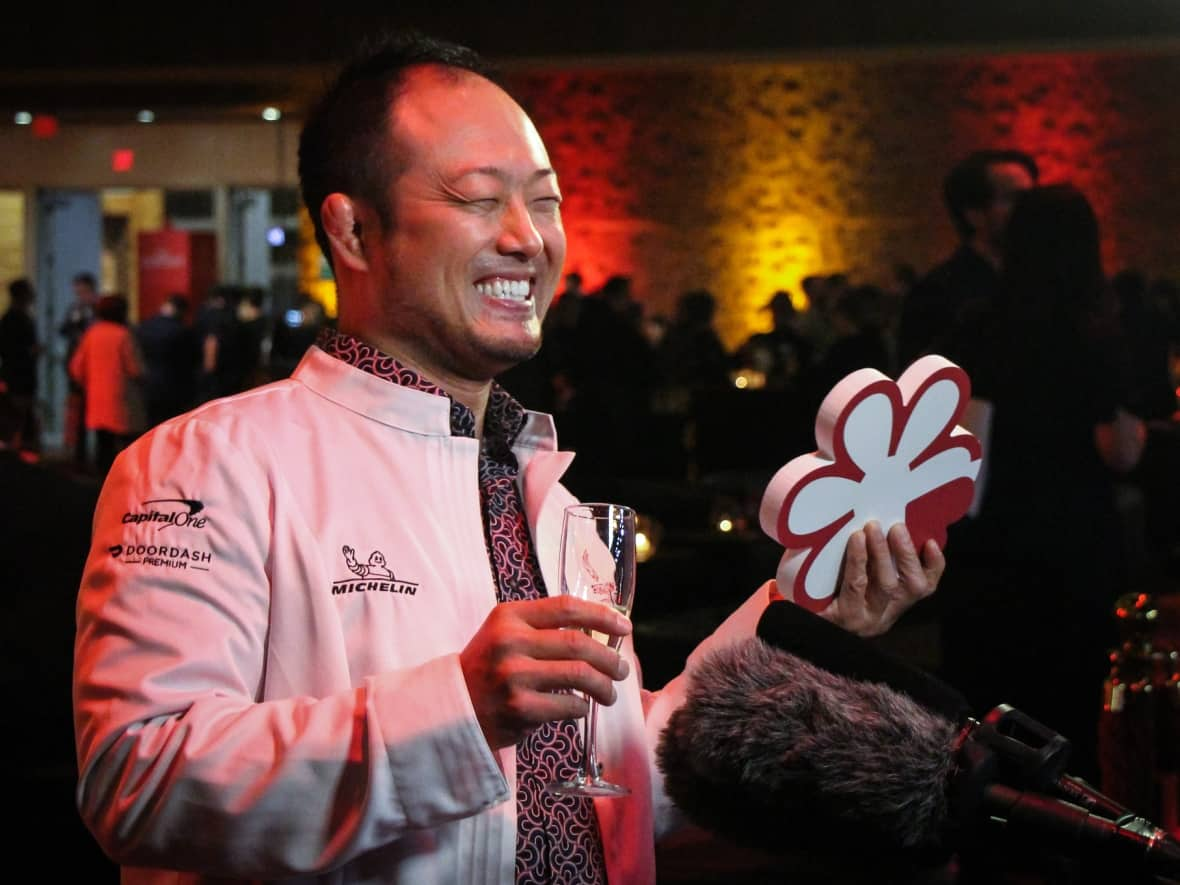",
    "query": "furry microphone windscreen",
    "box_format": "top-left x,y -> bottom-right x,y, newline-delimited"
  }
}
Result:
657,637 -> 960,869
